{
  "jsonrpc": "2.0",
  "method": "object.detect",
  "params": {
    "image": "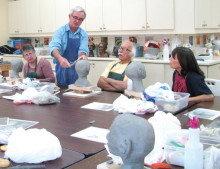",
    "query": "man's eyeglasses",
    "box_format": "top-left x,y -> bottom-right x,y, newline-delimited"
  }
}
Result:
71,15 -> 84,22
119,47 -> 131,52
